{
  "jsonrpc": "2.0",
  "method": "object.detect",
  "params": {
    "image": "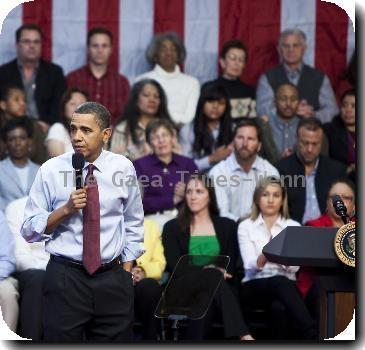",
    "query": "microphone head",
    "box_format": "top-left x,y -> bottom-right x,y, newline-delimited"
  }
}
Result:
332,194 -> 343,207
72,152 -> 85,170
332,194 -> 347,217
